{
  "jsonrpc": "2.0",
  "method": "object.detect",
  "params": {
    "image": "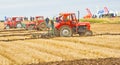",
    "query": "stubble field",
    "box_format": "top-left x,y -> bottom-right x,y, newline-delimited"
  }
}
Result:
0,23 -> 120,65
